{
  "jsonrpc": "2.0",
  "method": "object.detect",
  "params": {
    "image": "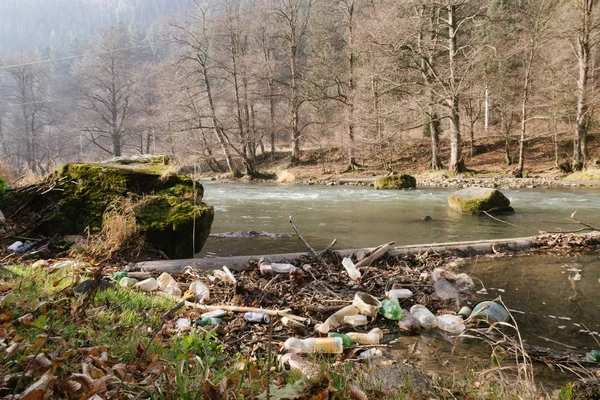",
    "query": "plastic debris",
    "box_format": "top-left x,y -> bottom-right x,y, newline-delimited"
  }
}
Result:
188,280 -> 210,302
280,353 -> 321,380
259,257 -> 297,274
458,306 -> 472,319
398,311 -> 421,335
410,305 -> 437,329
342,257 -> 361,281
315,305 -> 359,334
470,301 -> 509,323
328,332 -> 354,348
379,299 -> 403,320
347,328 -> 383,345
386,288 -> 413,301
7,241 -> 23,252
157,272 -> 182,296
282,316 -> 305,328
176,318 -> 191,331
244,312 -> 270,324
343,314 -> 368,326
281,337 -> 343,354
583,350 -> 600,363
119,277 -> 138,288
213,267 -> 236,284
31,260 -> 48,269
353,292 -> 381,317
358,348 -> 383,359
195,317 -> 222,326
201,310 -> 228,319
436,314 -> 466,334
112,271 -> 128,281
134,278 -> 160,292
